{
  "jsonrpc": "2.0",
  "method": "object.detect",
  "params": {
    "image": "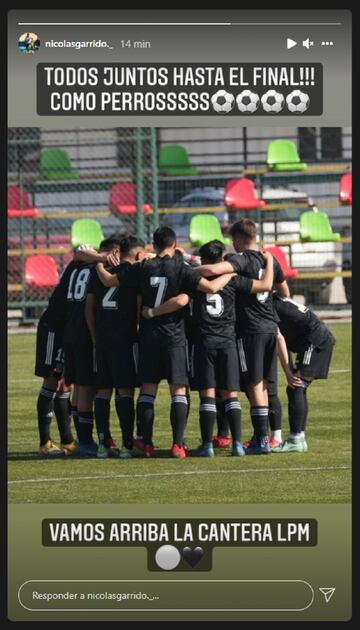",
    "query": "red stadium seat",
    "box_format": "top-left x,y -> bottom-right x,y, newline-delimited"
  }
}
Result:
25,255 -> 59,287
264,246 -> 298,280
224,178 -> 266,210
339,173 -> 352,205
8,186 -> 39,218
110,182 -> 152,215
